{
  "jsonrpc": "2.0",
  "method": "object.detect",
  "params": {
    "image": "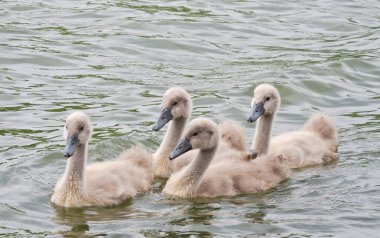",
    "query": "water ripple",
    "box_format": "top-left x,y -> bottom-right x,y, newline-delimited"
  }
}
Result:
0,0 -> 379,237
